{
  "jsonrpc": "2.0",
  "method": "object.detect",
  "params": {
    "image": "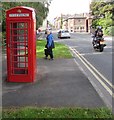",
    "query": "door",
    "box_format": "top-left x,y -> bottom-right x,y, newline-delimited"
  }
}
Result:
8,22 -> 29,76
